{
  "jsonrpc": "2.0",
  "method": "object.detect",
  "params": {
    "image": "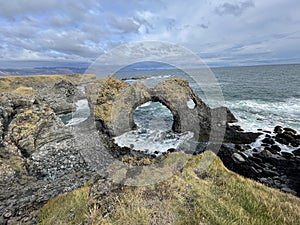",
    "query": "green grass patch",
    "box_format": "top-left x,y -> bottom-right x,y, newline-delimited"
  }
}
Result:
37,186 -> 90,225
